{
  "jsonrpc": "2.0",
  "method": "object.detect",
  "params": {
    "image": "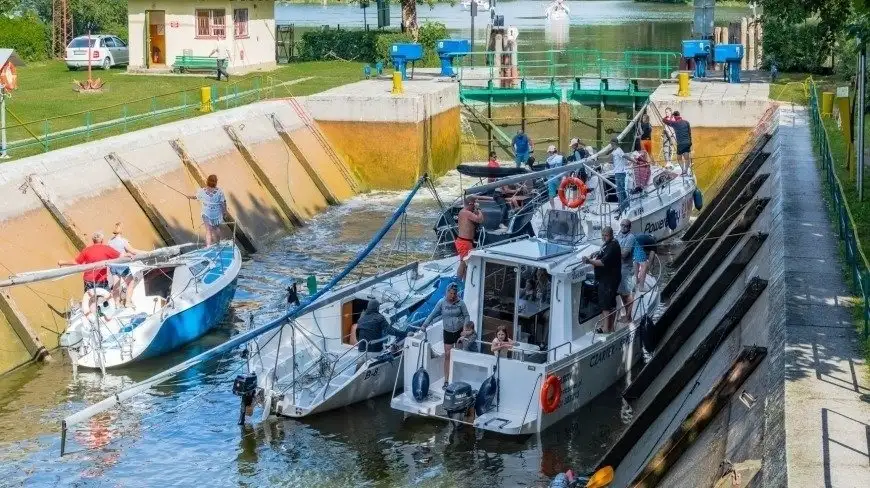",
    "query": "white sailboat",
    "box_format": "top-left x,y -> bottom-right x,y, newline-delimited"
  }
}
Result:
545,0 -> 571,21
461,0 -> 490,11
